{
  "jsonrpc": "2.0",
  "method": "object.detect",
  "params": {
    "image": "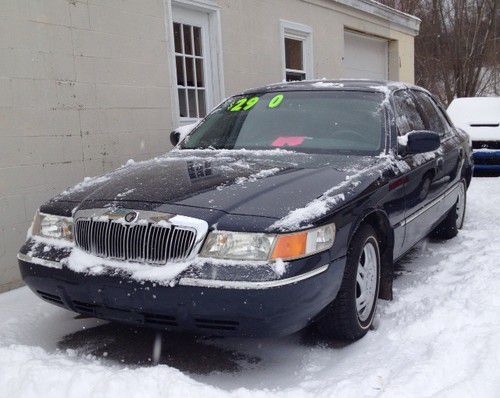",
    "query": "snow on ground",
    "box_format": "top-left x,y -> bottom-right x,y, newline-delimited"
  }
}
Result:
1,178 -> 500,398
